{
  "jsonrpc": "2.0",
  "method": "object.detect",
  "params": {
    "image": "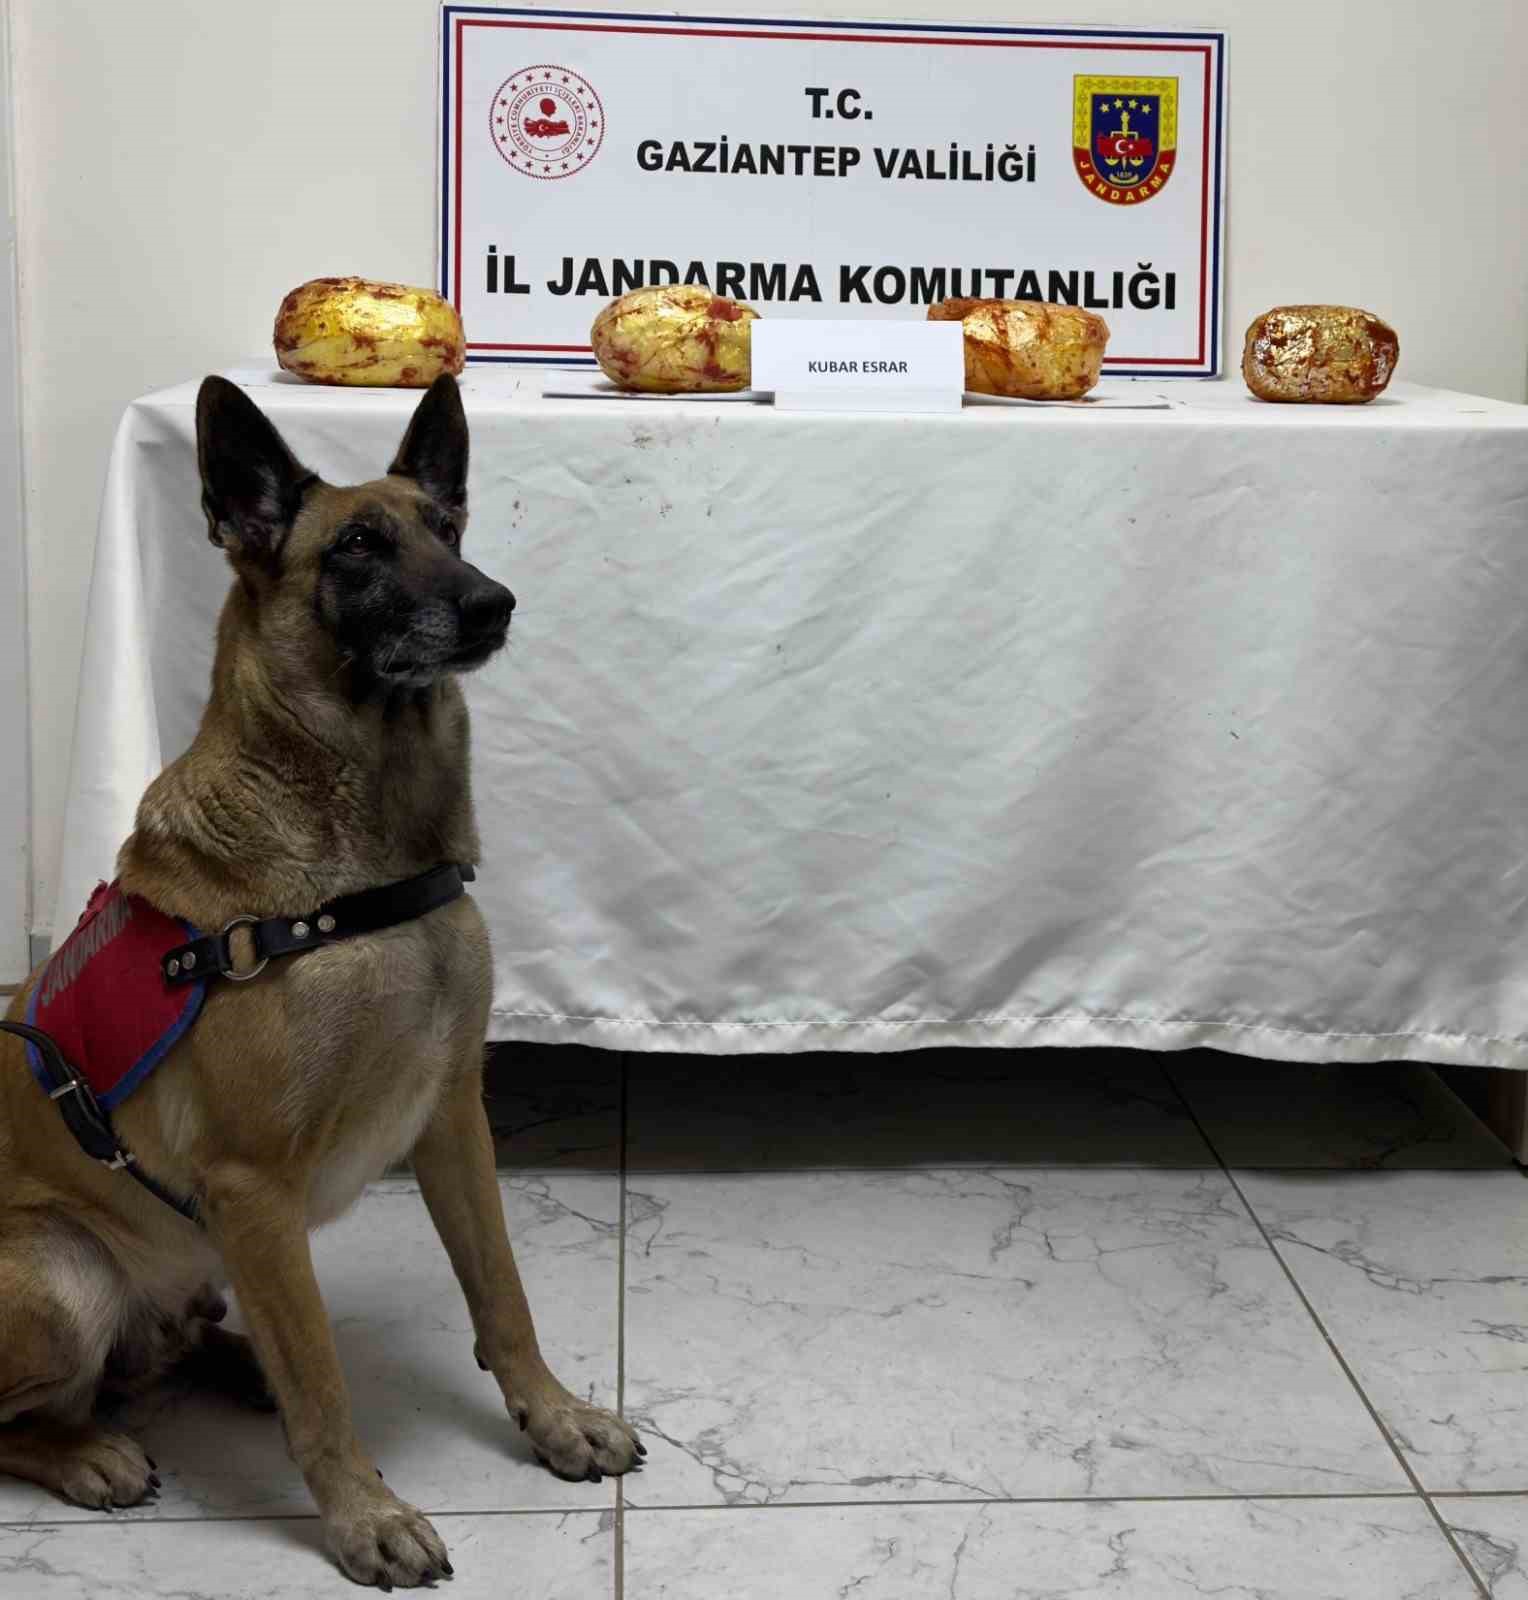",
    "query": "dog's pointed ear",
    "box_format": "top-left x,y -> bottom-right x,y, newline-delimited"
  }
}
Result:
196,376 -> 316,558
388,374 -> 468,523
